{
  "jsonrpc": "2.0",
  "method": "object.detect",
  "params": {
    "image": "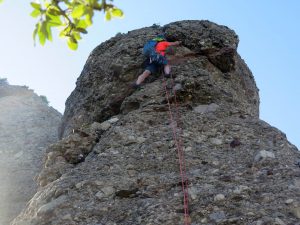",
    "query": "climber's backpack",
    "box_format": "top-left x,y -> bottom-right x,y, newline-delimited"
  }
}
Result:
142,37 -> 167,65
143,39 -> 158,57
